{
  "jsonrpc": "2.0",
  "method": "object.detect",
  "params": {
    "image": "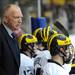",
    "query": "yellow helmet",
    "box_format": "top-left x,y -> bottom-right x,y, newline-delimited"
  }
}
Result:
33,26 -> 57,50
18,33 -> 37,50
47,33 -> 74,63
48,33 -> 71,51
33,26 -> 57,42
40,26 -> 57,42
